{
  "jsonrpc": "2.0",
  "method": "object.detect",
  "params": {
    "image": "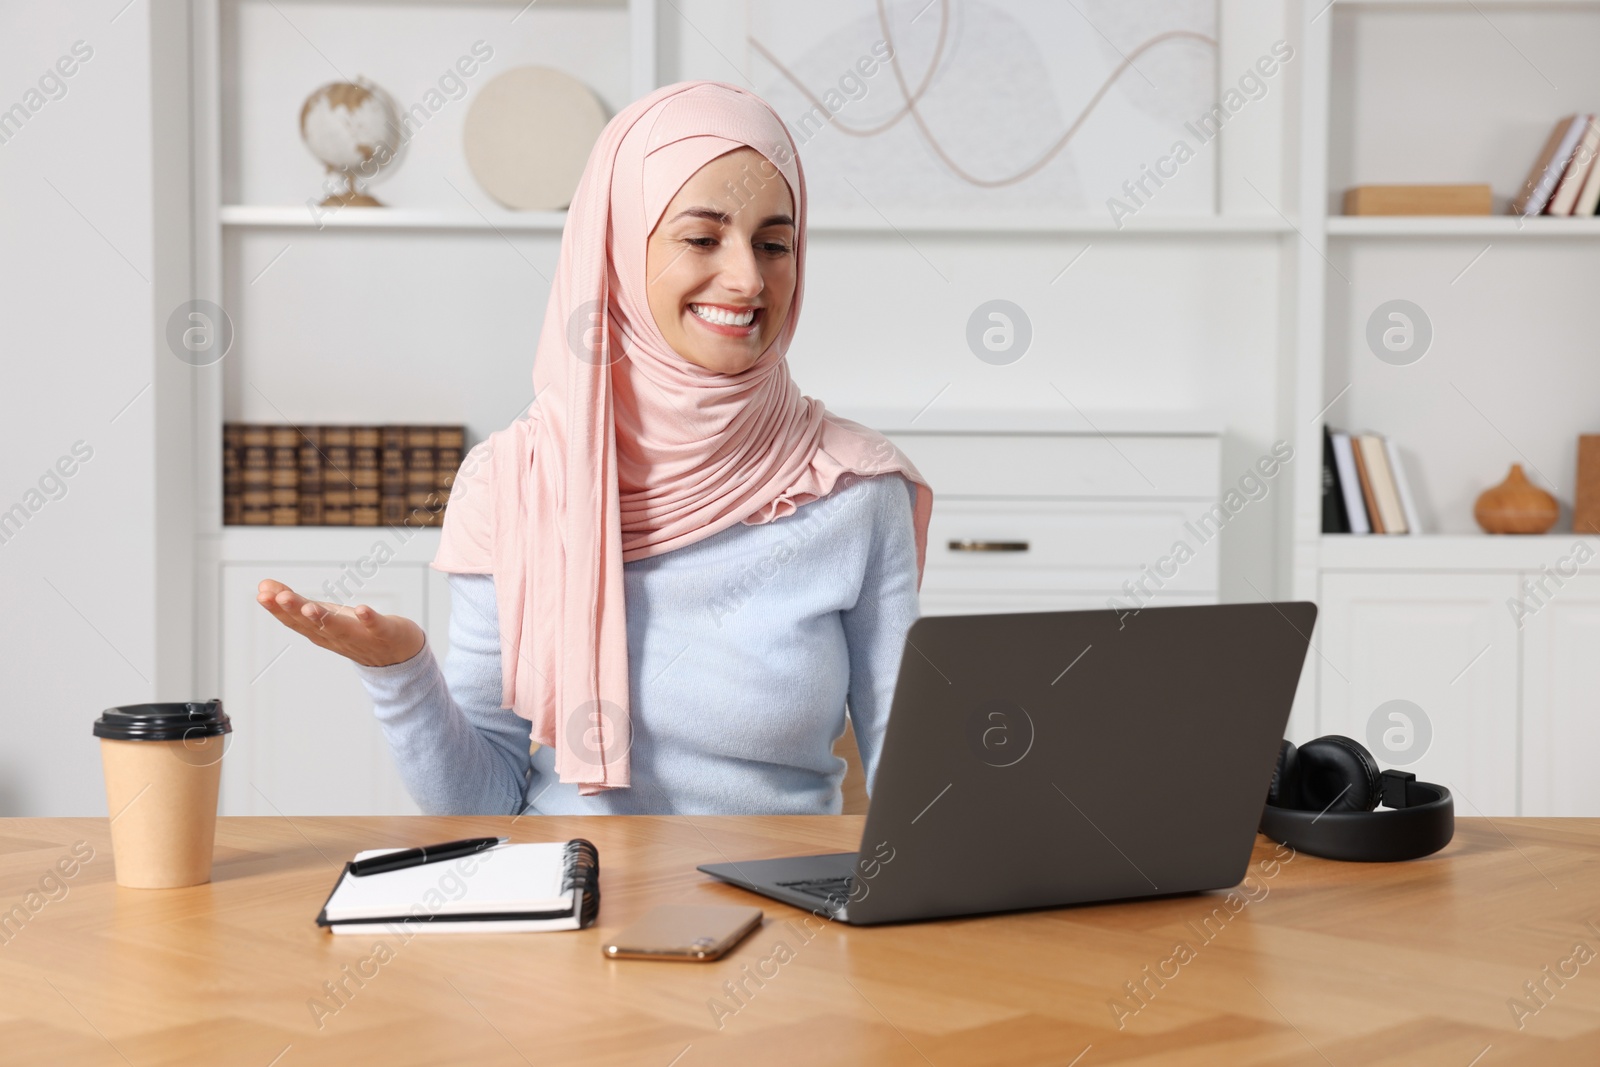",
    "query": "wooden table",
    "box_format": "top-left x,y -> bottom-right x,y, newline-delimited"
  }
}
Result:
1,816 -> 1597,1066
